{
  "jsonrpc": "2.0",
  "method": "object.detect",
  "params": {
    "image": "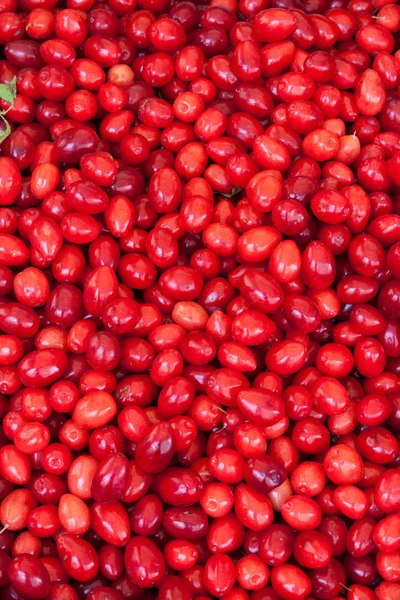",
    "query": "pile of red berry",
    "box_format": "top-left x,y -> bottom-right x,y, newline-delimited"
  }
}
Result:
0,0 -> 399,598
